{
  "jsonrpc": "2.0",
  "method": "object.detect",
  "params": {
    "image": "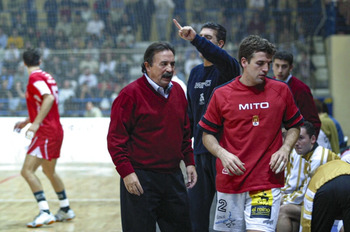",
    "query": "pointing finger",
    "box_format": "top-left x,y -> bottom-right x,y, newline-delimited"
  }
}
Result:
173,19 -> 182,30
